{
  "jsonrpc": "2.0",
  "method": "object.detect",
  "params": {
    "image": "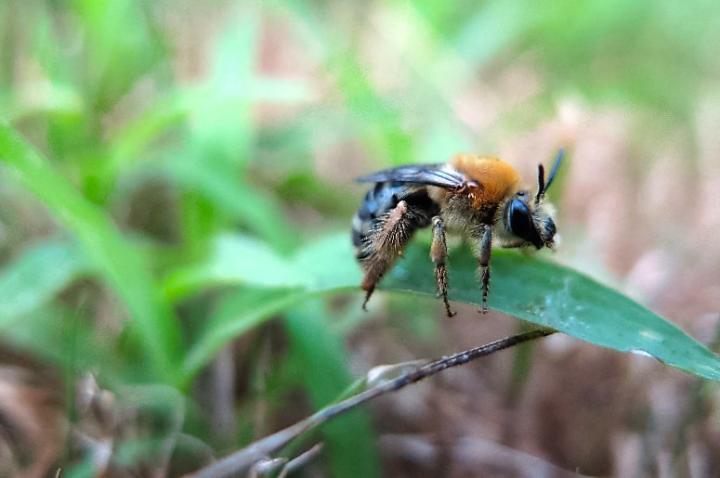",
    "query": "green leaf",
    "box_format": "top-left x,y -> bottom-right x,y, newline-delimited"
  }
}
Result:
275,0 -> 416,166
166,161 -> 296,253
72,0 -> 165,110
178,231 -> 720,382
385,244 -> 720,382
181,4 -> 259,172
0,239 -> 92,329
163,234 -> 306,301
98,93 -> 187,197
179,287 -> 305,386
285,301 -> 380,478
2,304 -> 120,380
0,124 -> 181,381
